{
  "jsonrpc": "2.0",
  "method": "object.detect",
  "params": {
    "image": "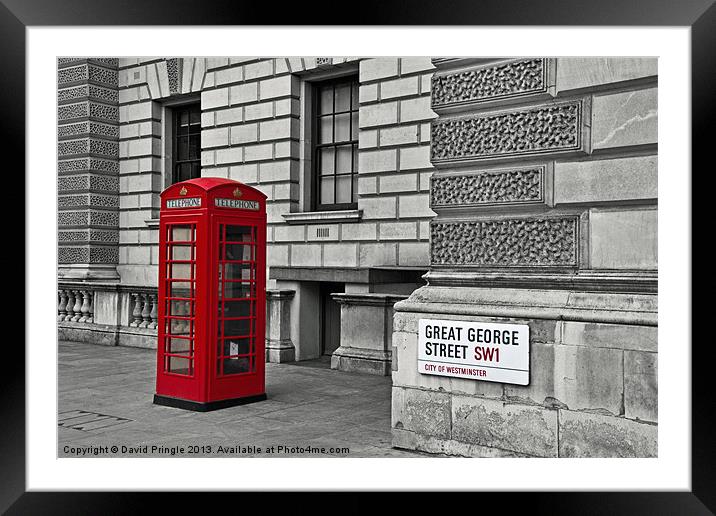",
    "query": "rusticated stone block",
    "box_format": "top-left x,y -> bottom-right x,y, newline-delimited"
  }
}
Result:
624,350 -> 658,422
504,343 -> 556,406
431,58 -> 548,107
592,87 -> 657,149
556,58 -> 657,92
430,216 -> 578,267
431,100 -> 582,162
559,410 -> 657,457
560,321 -> 657,352
392,386 -> 451,440
554,155 -> 657,205
392,428 -> 529,457
590,208 -> 657,270
553,345 -> 623,414
451,396 -> 558,457
431,166 -> 544,207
